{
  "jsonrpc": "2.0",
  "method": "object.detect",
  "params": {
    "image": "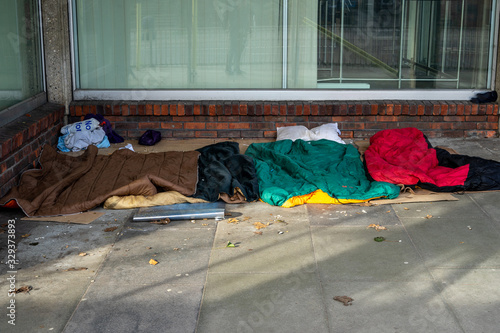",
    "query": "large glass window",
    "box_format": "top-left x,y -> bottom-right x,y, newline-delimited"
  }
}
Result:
73,0 -> 496,92
0,0 -> 44,112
